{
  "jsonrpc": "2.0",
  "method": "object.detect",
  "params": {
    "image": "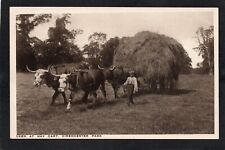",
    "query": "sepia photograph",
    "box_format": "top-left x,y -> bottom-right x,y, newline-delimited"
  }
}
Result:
10,7 -> 218,139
